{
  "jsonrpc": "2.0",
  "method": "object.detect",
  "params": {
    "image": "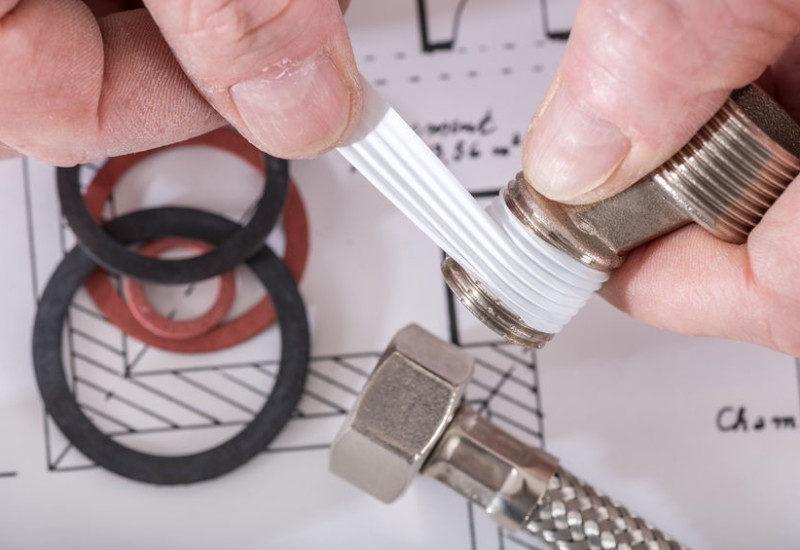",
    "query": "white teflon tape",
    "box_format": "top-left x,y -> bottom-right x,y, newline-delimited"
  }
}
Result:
337,83 -> 609,334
